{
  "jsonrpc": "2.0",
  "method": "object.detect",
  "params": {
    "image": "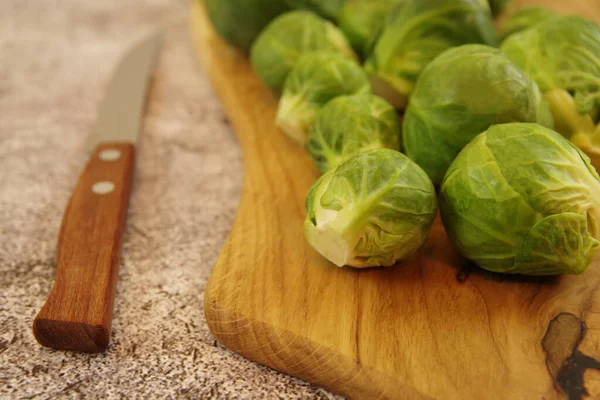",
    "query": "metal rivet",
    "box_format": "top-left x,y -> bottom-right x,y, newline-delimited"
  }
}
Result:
92,181 -> 115,195
99,149 -> 121,161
